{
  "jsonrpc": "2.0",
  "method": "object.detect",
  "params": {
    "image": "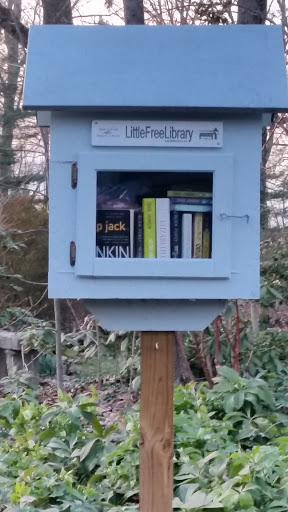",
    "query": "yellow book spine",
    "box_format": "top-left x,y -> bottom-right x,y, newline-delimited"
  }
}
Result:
143,198 -> 156,258
193,213 -> 203,258
202,229 -> 211,258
